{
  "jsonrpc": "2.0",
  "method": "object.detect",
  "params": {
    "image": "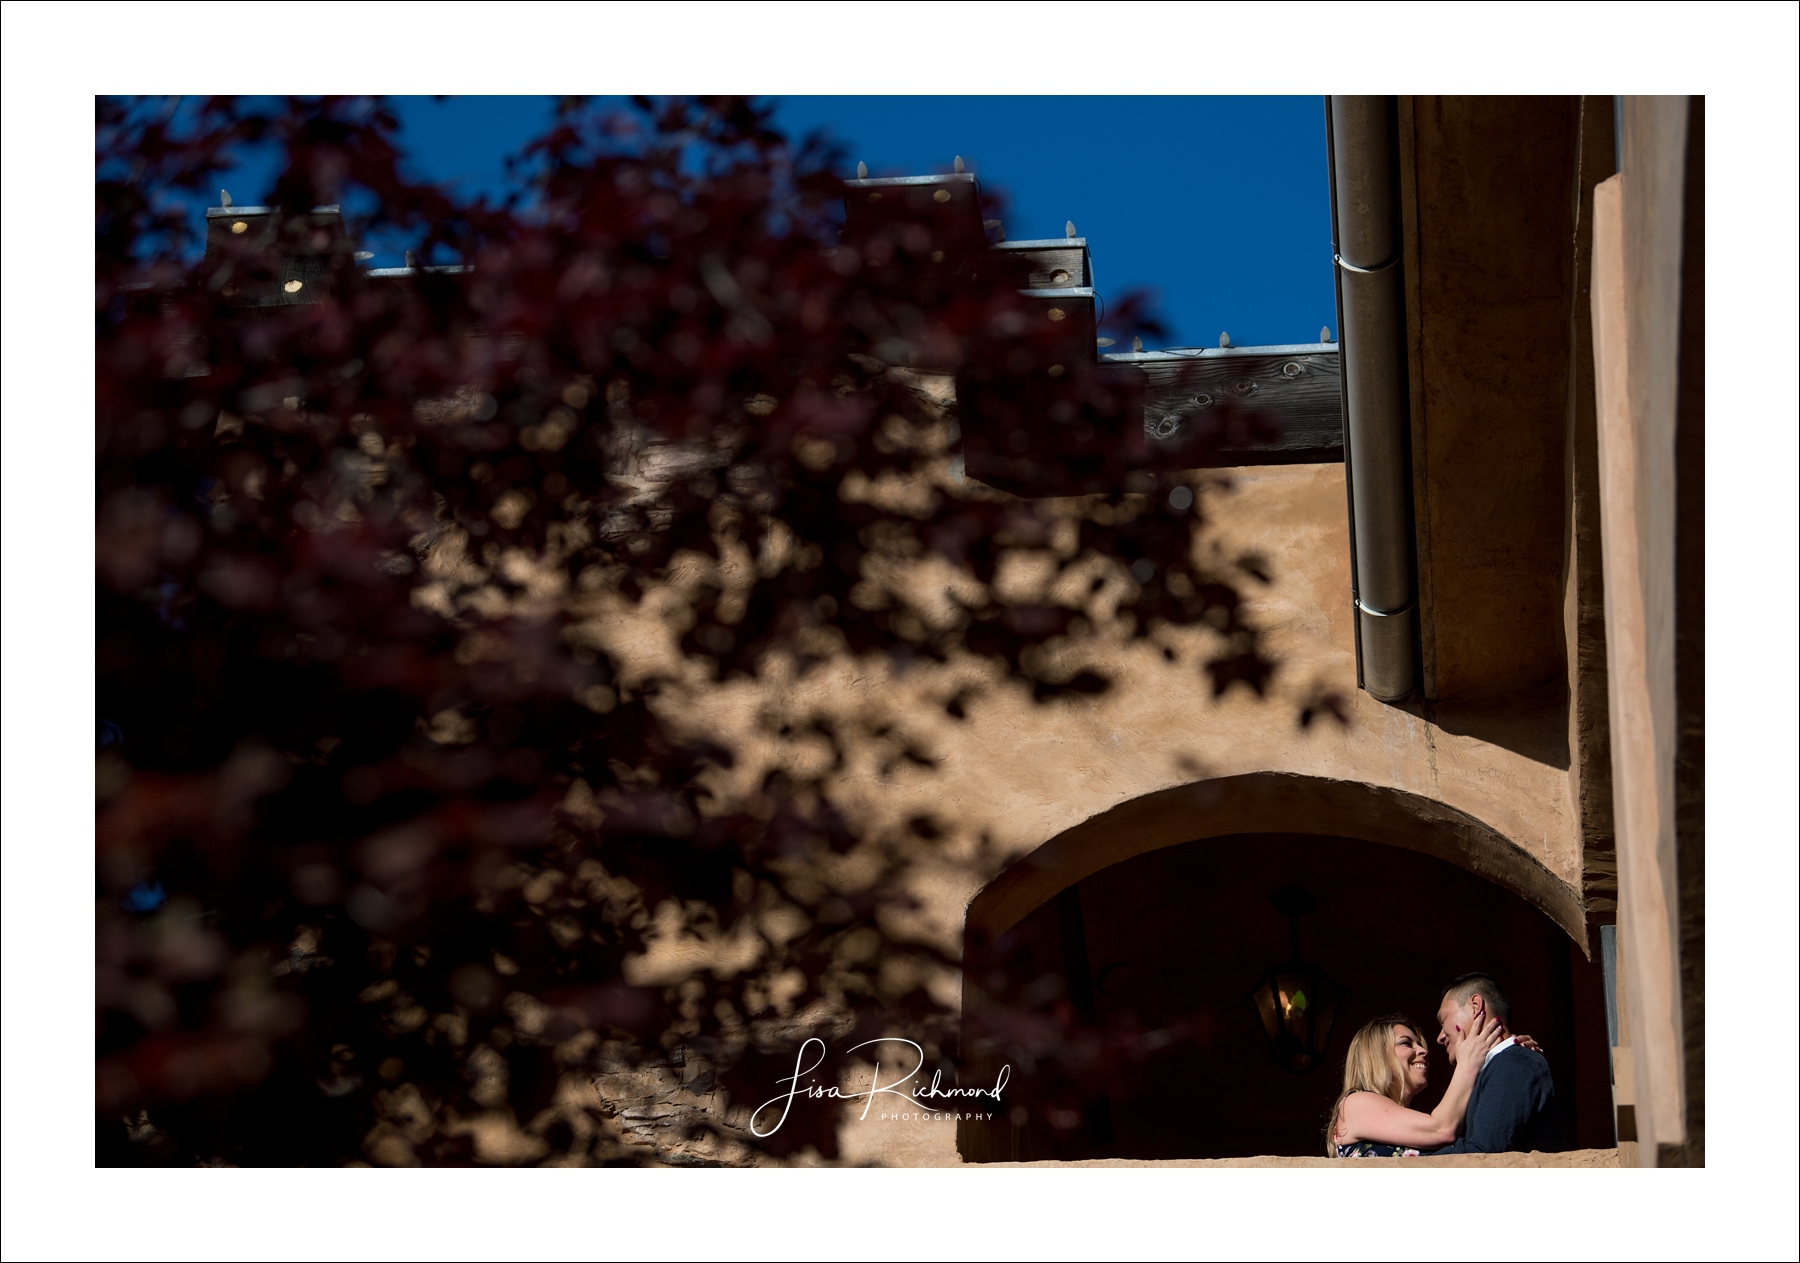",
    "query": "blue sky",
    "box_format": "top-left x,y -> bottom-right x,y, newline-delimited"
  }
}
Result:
201,96 -> 1336,351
